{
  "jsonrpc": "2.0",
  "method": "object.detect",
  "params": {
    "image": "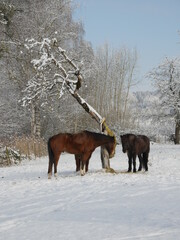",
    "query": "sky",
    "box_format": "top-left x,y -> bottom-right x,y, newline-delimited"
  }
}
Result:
73,0 -> 180,91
